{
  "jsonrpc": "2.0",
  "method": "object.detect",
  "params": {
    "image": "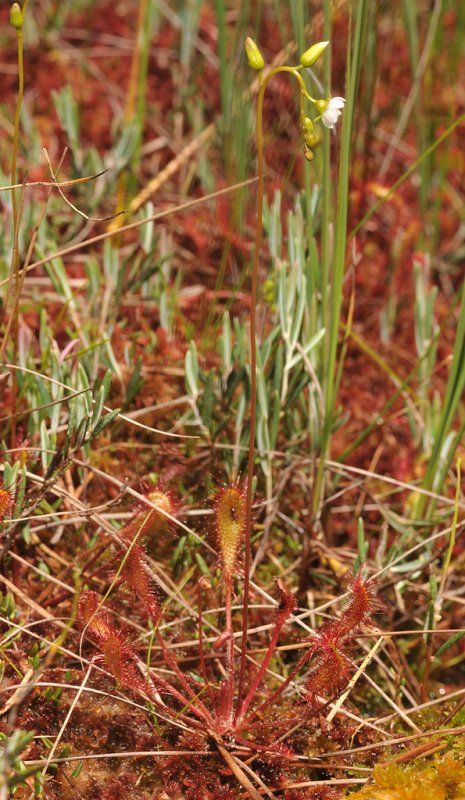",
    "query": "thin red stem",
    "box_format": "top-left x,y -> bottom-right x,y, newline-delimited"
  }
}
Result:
9,28 -> 24,452
197,582 -> 209,688
243,648 -> 314,724
224,572 -> 235,723
238,70 -> 264,702
236,619 -> 285,723
156,632 -> 213,725
238,65 -> 308,703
